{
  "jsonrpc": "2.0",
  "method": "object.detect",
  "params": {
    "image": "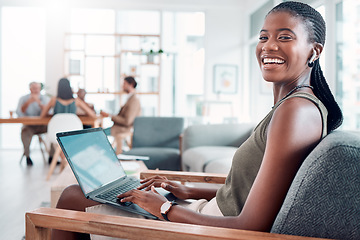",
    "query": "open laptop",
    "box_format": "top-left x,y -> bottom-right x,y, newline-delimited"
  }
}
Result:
56,127 -> 174,219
